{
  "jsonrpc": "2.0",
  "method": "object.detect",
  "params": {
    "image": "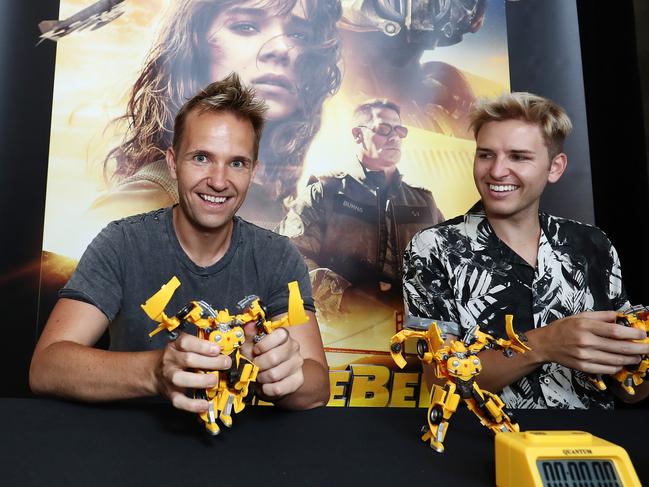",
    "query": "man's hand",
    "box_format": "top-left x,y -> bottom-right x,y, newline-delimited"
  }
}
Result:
154,333 -> 231,413
241,325 -> 304,401
535,311 -> 649,374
